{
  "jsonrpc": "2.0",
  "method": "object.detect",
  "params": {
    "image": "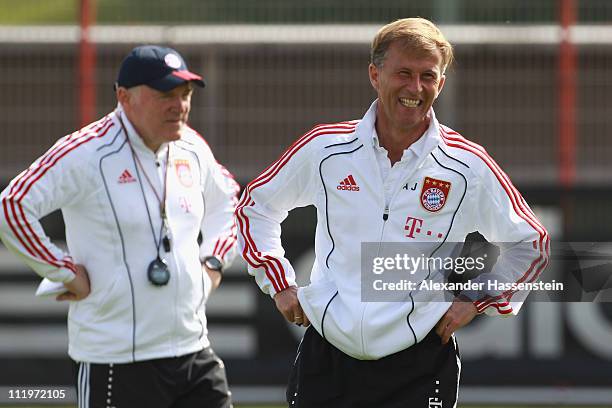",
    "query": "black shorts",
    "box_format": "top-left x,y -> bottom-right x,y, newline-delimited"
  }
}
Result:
287,326 -> 460,408
74,348 -> 232,408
